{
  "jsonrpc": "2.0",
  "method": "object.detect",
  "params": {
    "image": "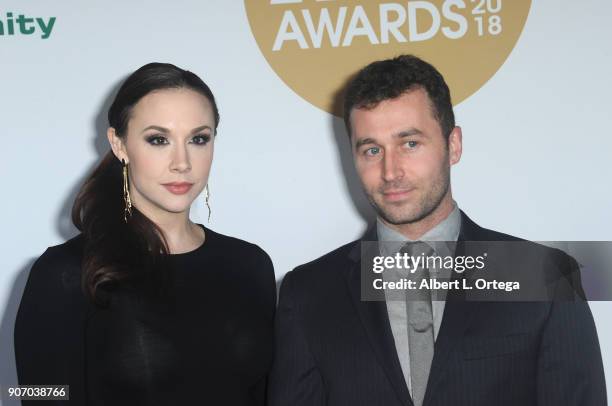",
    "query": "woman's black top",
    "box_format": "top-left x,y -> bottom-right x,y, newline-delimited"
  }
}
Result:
14,225 -> 276,405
